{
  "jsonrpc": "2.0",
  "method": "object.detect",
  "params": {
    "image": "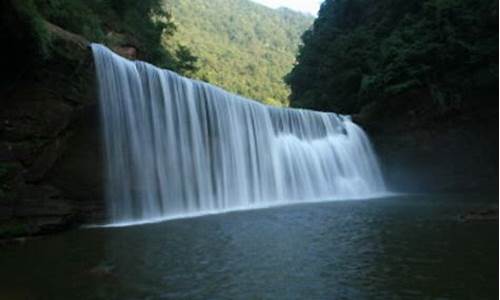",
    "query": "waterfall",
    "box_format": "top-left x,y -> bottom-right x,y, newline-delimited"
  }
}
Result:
91,44 -> 387,224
